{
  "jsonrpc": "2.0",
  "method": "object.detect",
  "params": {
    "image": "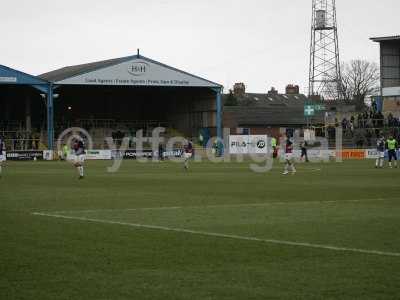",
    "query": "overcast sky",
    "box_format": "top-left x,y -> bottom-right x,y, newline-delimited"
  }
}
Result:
1,0 -> 398,93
